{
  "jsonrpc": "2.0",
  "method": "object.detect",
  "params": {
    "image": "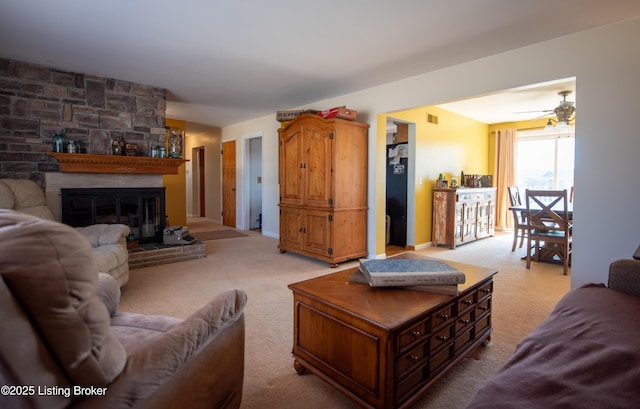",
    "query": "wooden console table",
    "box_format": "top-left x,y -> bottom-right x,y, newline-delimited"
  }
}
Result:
288,255 -> 497,409
432,187 -> 496,249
